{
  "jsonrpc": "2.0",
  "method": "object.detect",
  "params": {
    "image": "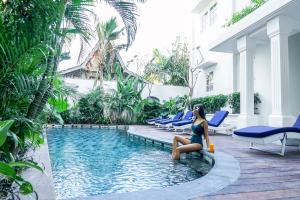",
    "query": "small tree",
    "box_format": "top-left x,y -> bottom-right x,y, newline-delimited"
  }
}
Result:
143,37 -> 190,86
143,38 -> 204,109
93,17 -> 124,90
187,46 -> 204,109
